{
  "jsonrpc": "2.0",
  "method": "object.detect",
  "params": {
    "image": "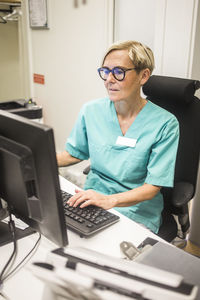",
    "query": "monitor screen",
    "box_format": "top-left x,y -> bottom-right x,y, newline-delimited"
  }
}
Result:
0,109 -> 68,247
